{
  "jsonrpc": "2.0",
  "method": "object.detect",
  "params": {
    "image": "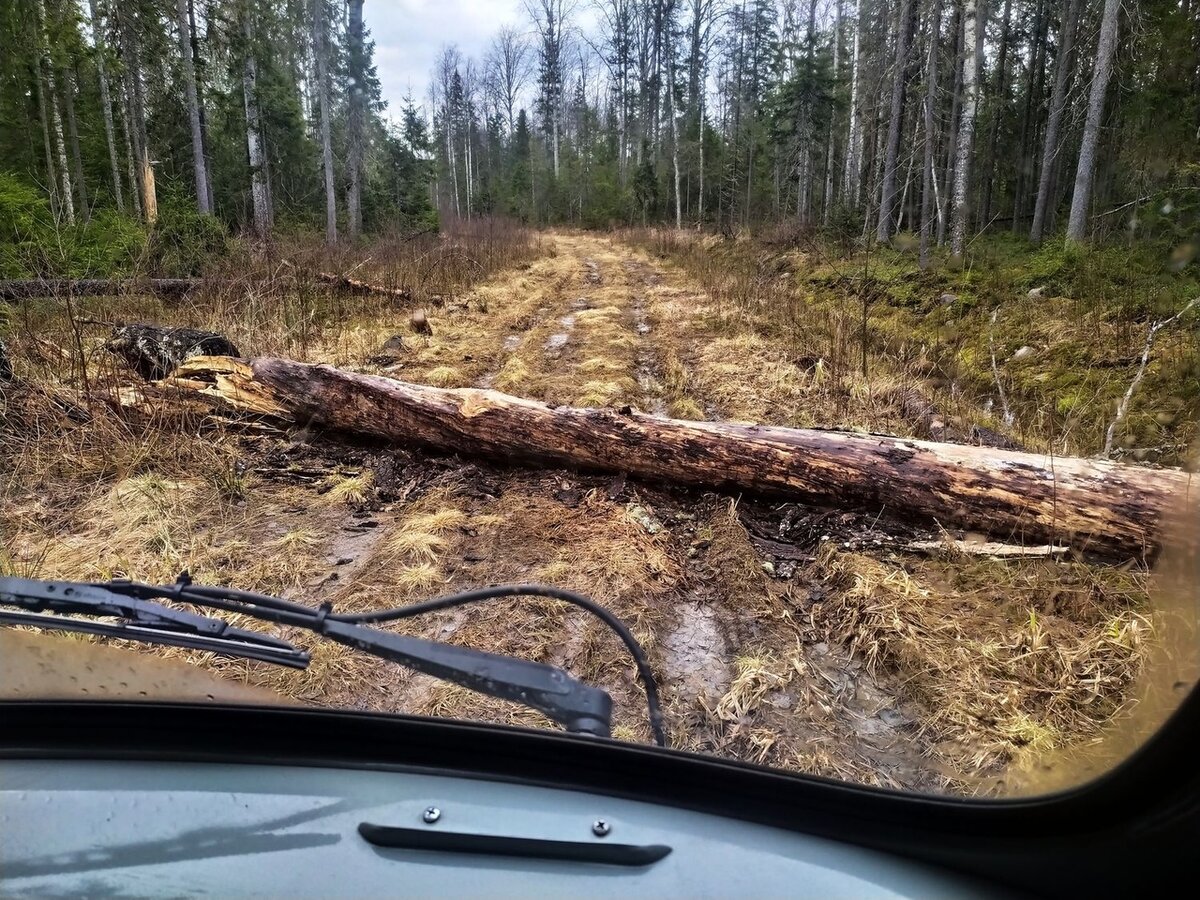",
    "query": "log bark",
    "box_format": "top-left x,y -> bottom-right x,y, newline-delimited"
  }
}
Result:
317,272 -> 413,301
164,356 -> 1195,559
